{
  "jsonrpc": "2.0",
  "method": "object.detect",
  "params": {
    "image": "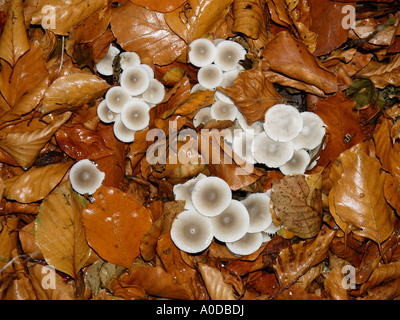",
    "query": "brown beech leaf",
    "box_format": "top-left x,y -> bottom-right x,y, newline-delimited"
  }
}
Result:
332,143 -> 395,244
218,68 -> 284,125
0,215 -> 19,282
3,160 -> 73,203
360,260 -> 400,295
19,221 -> 43,261
0,0 -> 29,66
0,112 -> 71,169
324,266 -> 349,300
111,2 -> 186,66
197,263 -> 236,300
262,31 -> 338,94
165,0 -> 234,43
129,0 -> 188,13
271,174 -> 322,239
273,228 -> 335,289
35,181 -> 91,279
39,72 -> 110,115
232,0 -> 266,40
30,0 -> 108,36
82,185 -> 153,269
